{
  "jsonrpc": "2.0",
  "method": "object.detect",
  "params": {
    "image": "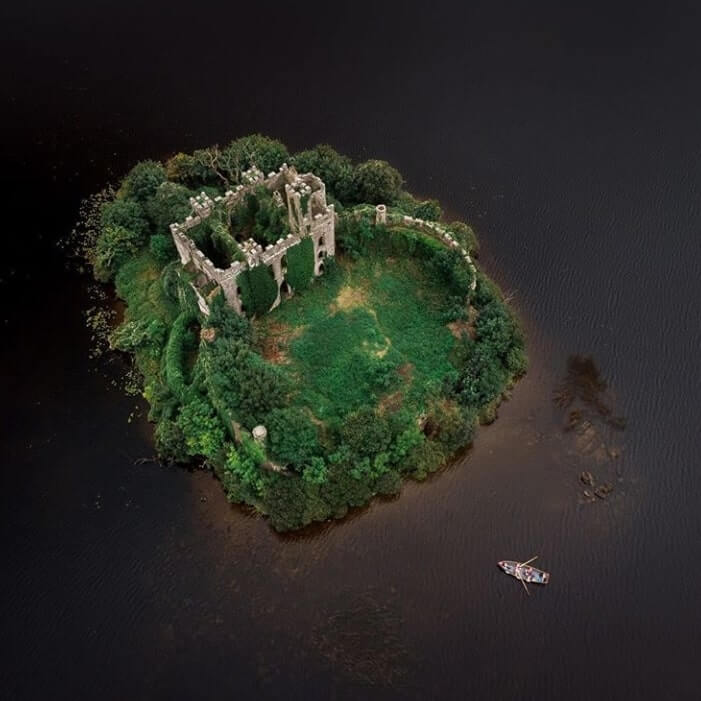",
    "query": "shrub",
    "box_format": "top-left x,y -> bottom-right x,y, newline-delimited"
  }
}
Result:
155,419 -> 188,462
414,199 -> 442,221
340,407 -> 391,459
448,221 -> 479,254
286,237 -> 315,291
